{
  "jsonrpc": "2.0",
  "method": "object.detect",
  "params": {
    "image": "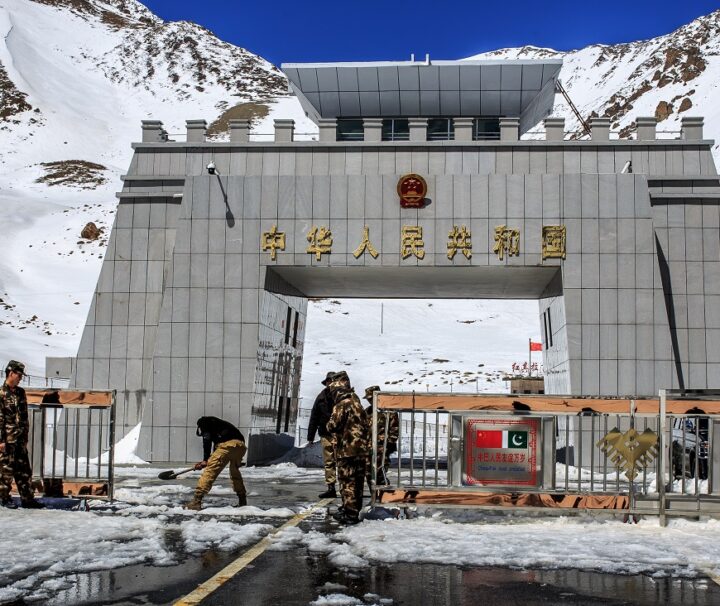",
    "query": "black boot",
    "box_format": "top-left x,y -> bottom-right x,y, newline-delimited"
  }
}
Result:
318,484 -> 337,498
236,494 -> 247,507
